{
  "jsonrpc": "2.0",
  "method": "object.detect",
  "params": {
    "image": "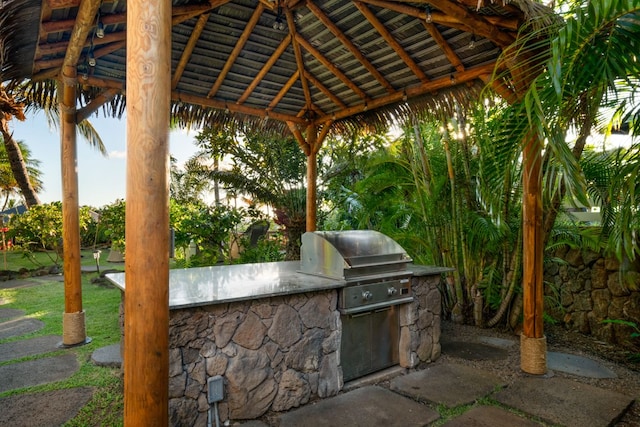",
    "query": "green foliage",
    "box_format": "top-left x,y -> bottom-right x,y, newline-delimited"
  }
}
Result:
170,199 -> 243,265
8,202 -> 92,265
98,199 -> 126,251
234,232 -> 286,264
